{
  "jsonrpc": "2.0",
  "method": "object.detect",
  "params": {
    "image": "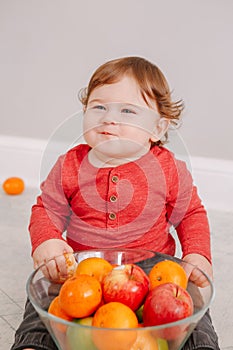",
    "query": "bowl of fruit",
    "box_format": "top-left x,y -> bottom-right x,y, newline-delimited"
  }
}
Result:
27,249 -> 214,350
